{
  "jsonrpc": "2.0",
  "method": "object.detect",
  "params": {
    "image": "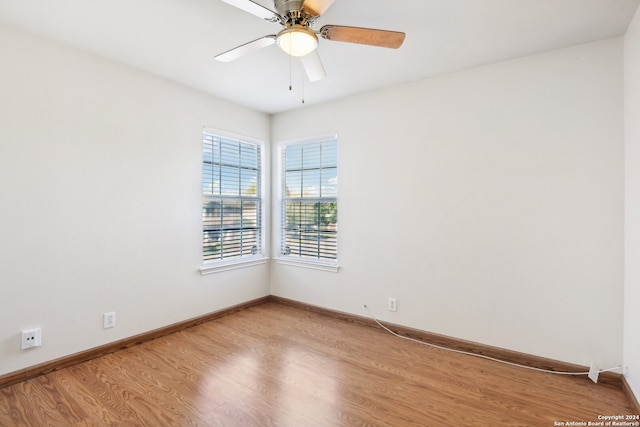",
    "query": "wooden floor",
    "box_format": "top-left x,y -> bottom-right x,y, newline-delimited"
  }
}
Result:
0,302 -> 635,426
